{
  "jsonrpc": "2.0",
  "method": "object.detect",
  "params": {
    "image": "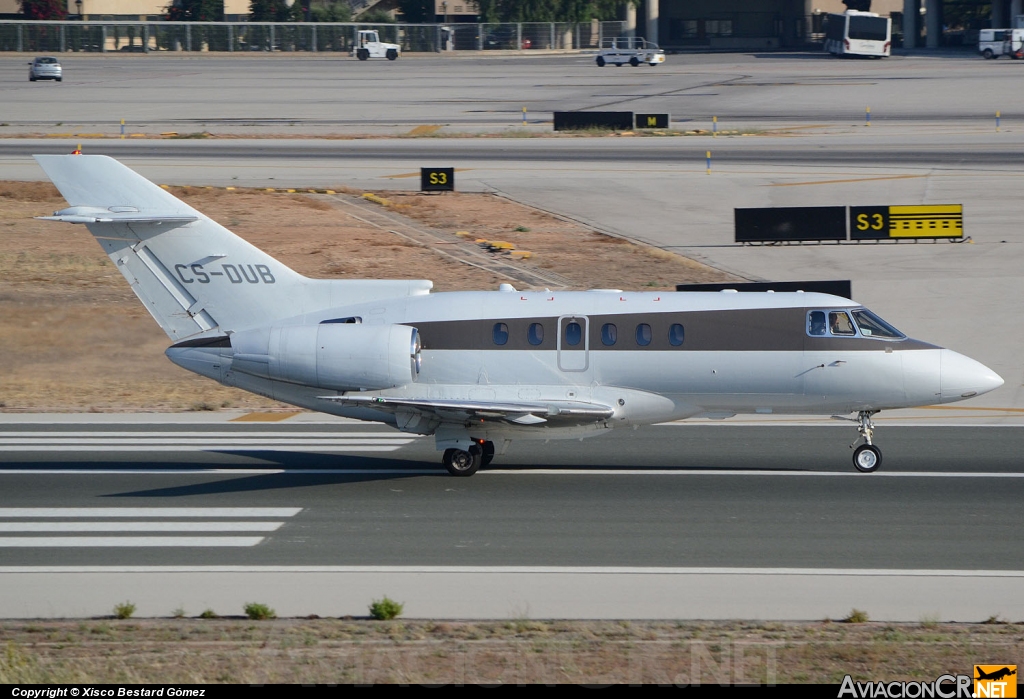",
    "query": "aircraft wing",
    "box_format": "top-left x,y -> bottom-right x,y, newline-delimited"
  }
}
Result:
320,394 -> 614,426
